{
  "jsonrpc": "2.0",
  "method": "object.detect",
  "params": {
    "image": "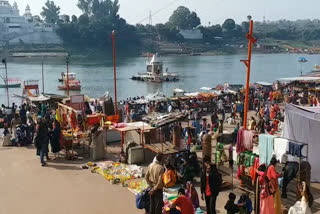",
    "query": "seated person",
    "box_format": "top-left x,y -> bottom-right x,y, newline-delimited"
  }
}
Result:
163,164 -> 177,188
237,194 -> 252,214
224,192 -> 240,214
170,188 -> 195,214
